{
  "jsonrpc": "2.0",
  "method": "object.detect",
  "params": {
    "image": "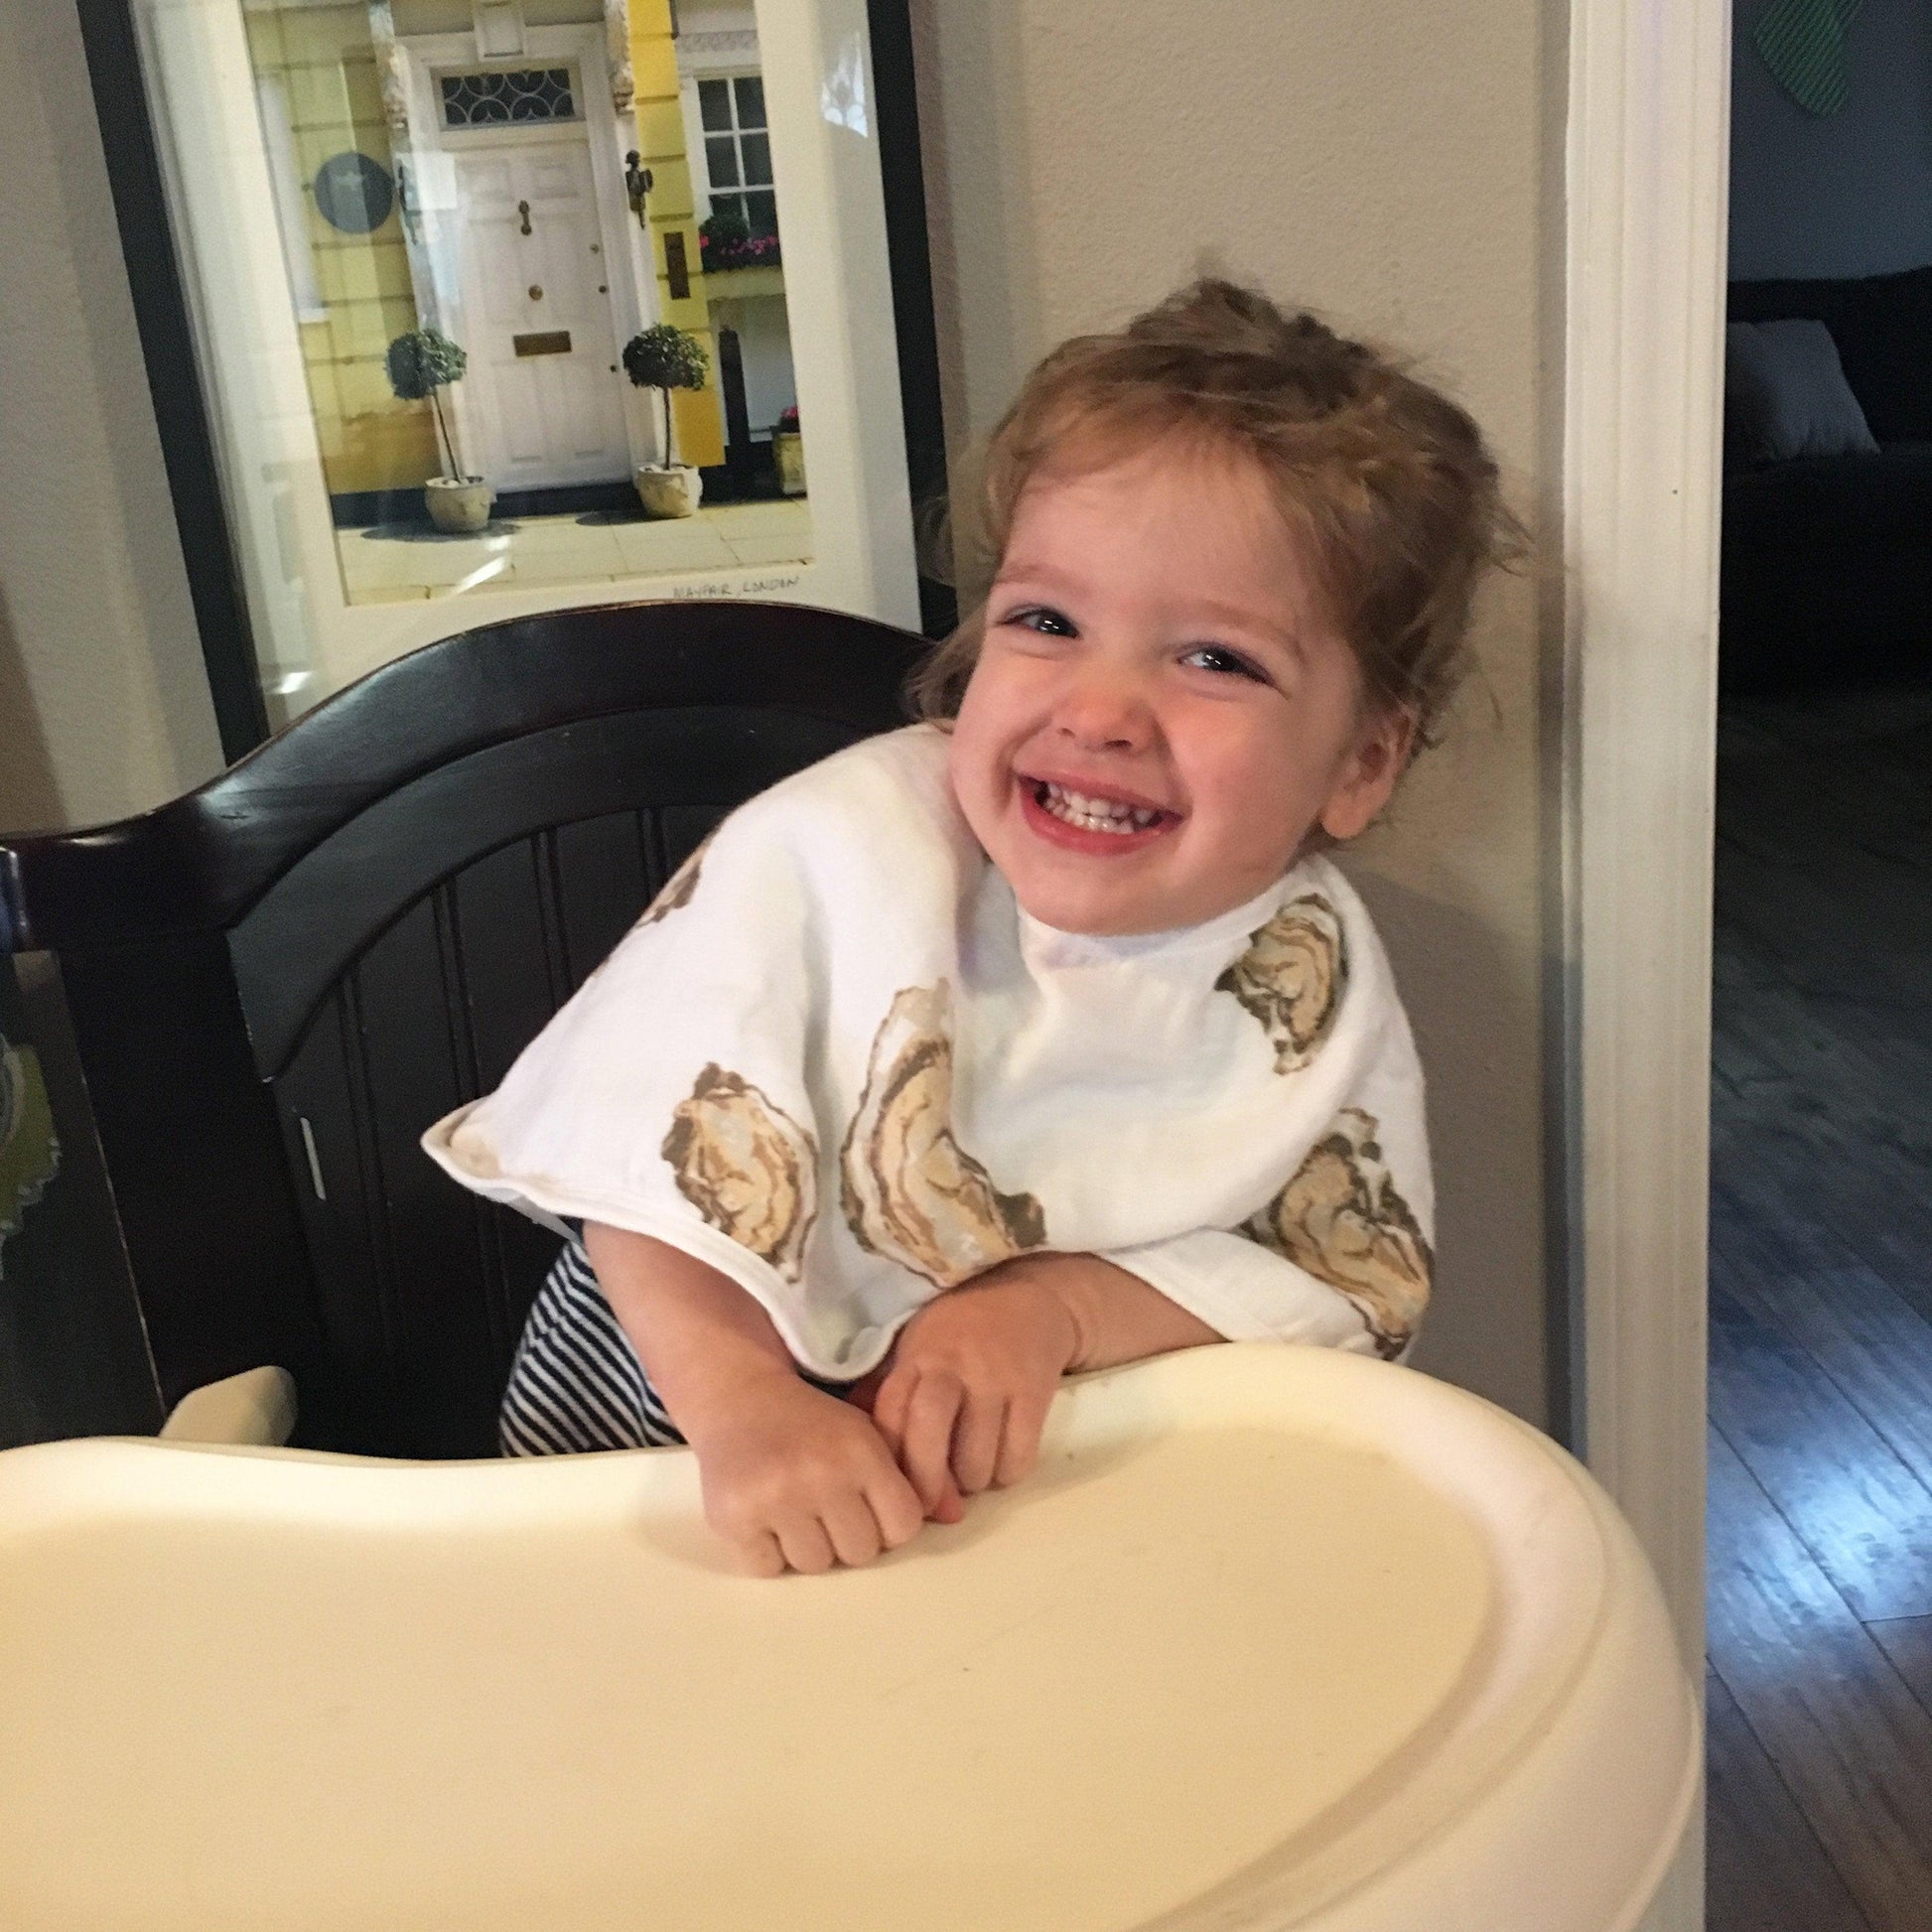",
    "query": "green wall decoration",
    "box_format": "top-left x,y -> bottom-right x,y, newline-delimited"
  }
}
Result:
0,1035 -> 58,1284
1755,0 -> 1864,118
